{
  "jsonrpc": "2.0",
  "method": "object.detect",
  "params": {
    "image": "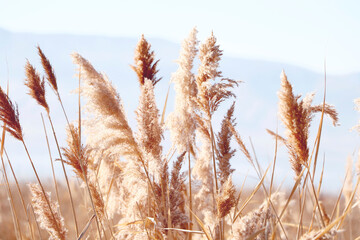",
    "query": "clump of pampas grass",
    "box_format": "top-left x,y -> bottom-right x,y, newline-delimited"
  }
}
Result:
1,29 -> 359,240
72,53 -> 148,229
